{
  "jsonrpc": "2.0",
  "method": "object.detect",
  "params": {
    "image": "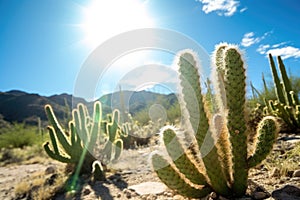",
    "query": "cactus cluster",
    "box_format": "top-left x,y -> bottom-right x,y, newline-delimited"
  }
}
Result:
151,44 -> 279,198
121,114 -> 164,148
44,101 -> 125,180
264,54 -> 300,131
